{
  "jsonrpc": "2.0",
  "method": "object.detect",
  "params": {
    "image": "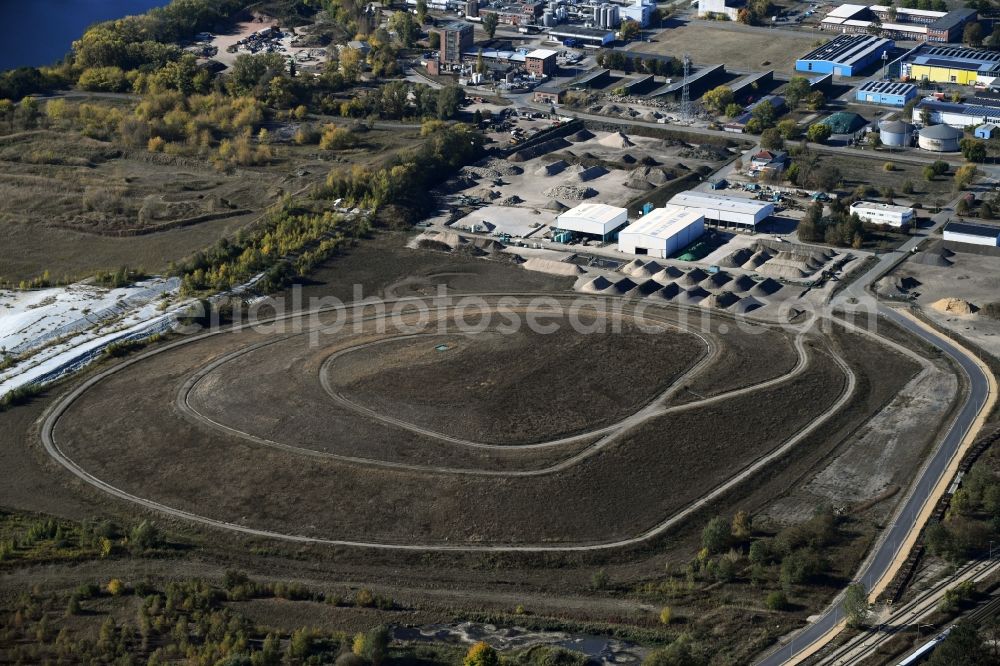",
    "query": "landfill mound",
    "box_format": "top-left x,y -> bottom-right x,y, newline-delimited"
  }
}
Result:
750,278 -> 783,297
568,129 -> 596,142
598,130 -> 636,149
544,185 -> 598,200
729,275 -> 757,292
699,272 -> 732,290
581,275 -> 613,293
931,298 -> 978,316
509,137 -> 573,162
575,165 -> 609,182
734,296 -> 765,313
536,160 -> 569,176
